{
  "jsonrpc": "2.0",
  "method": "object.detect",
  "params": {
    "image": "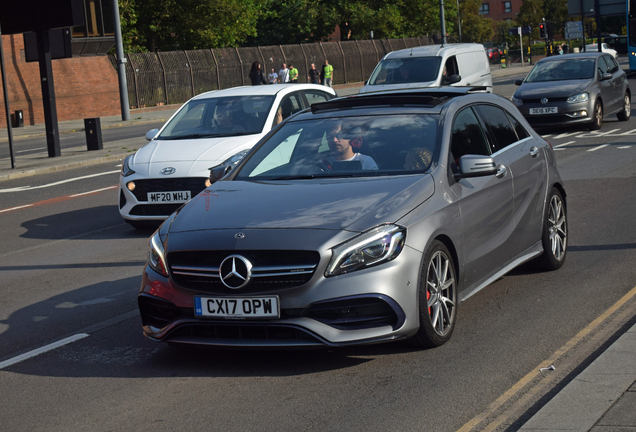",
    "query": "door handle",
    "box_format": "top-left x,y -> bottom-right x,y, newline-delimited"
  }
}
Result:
530,146 -> 540,158
496,165 -> 507,178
